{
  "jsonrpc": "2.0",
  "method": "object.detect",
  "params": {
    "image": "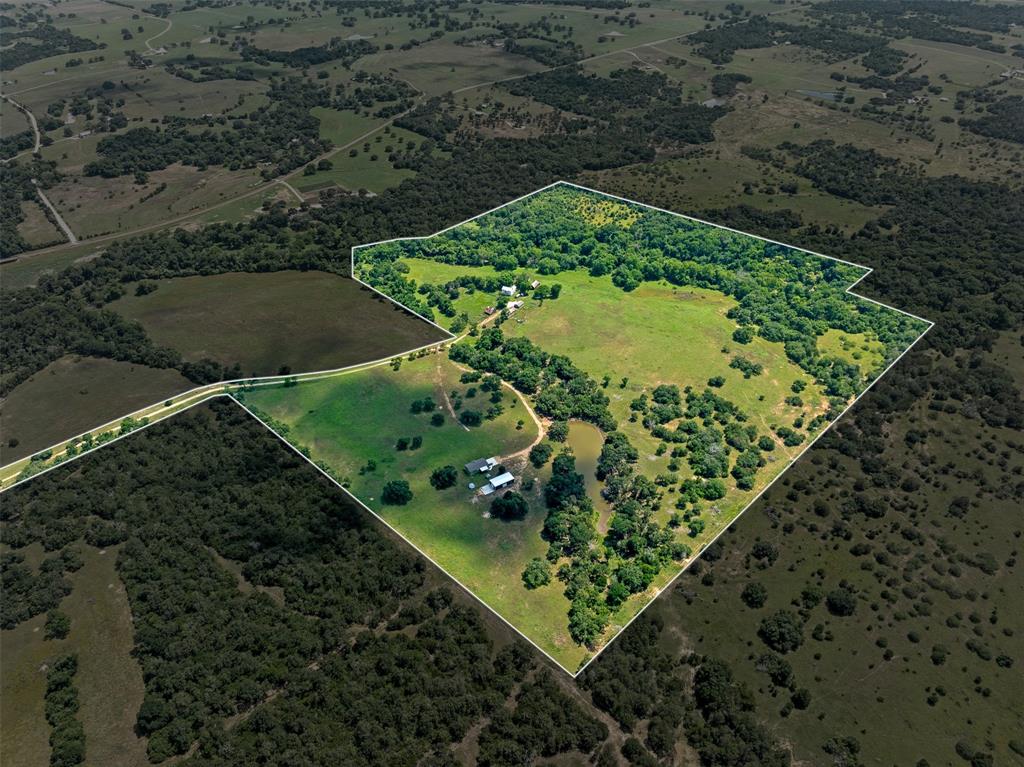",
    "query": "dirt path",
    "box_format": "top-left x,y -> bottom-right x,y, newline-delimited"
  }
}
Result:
2,95 -> 41,154
34,183 -> 77,244
279,179 -> 306,204
437,357 -> 471,432
143,16 -> 173,54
